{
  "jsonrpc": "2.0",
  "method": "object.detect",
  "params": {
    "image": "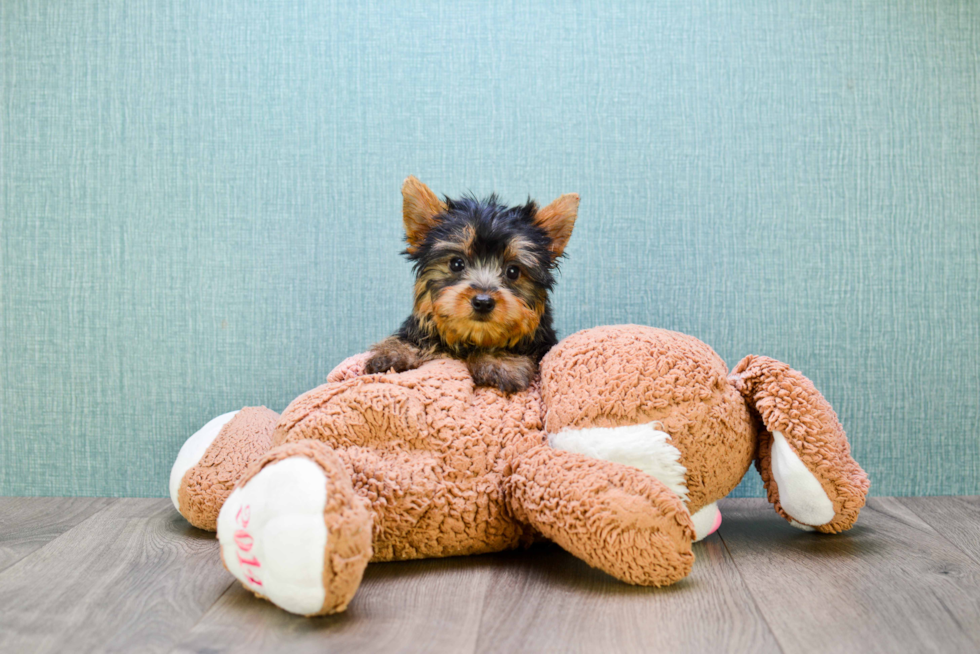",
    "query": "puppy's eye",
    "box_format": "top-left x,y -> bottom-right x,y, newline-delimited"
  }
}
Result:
505,265 -> 521,280
449,257 -> 466,273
